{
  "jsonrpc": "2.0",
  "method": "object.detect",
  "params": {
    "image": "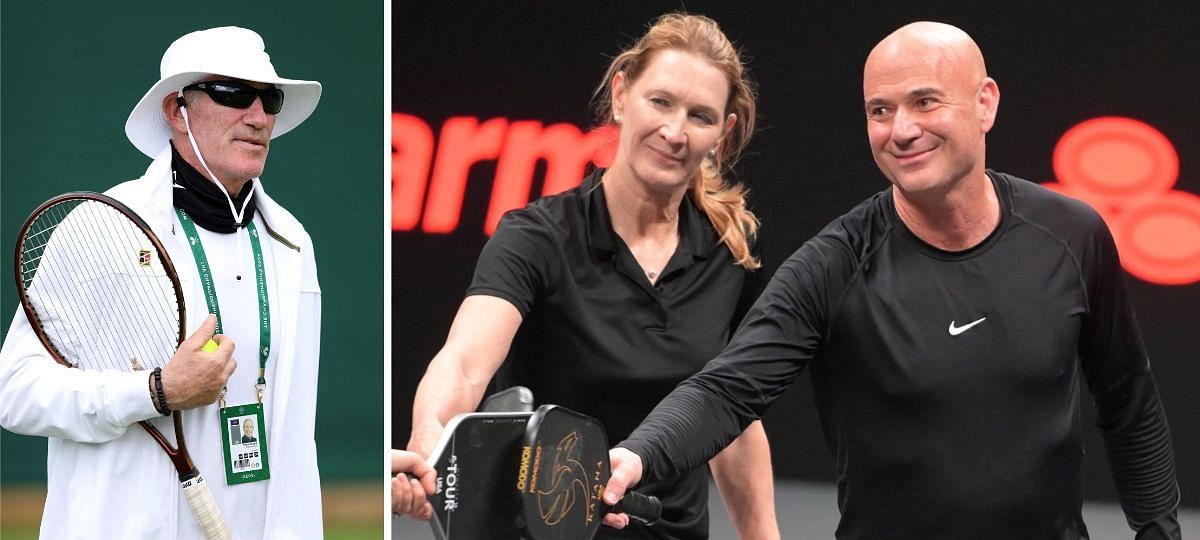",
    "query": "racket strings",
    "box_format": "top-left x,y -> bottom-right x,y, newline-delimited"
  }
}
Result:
27,201 -> 143,370
83,200 -> 180,371
22,201 -> 94,367
19,209 -> 72,288
38,200 -> 176,371
20,199 -> 182,372
94,201 -> 180,370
